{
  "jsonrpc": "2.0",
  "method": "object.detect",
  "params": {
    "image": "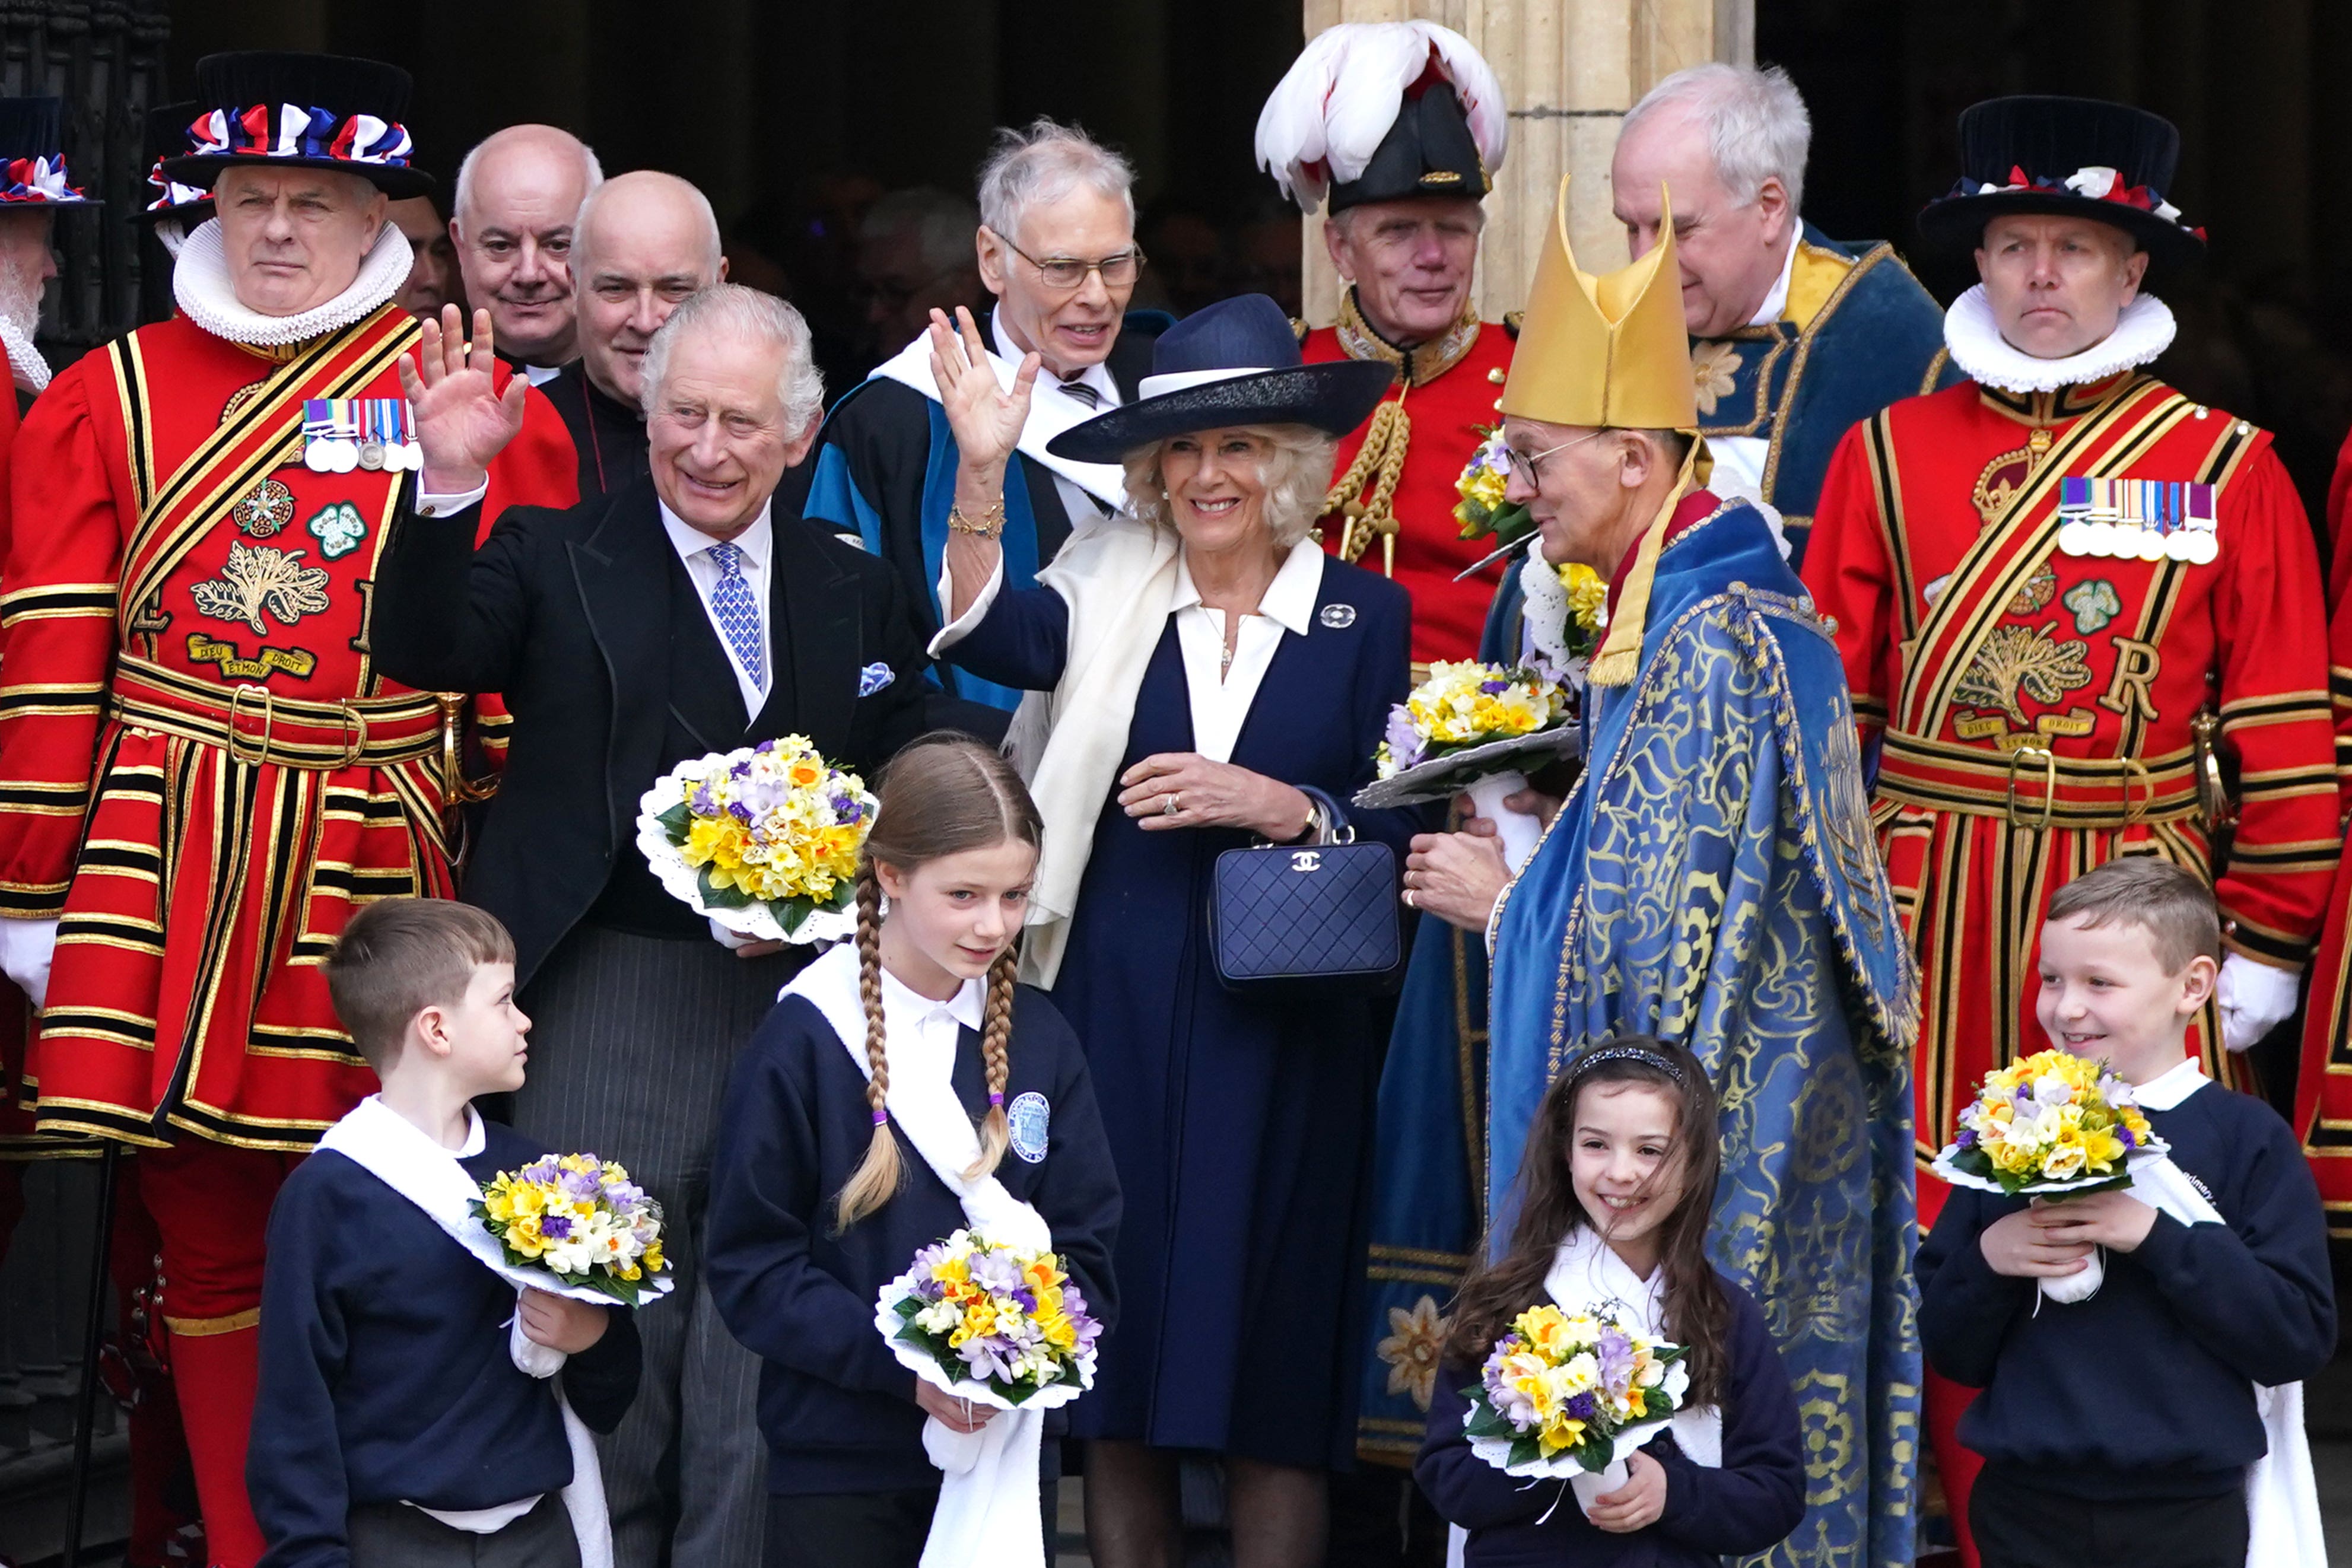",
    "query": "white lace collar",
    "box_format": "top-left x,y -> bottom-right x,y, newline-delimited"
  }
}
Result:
1,317 -> 48,393
1943,284 -> 2176,395
171,216 -> 414,348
